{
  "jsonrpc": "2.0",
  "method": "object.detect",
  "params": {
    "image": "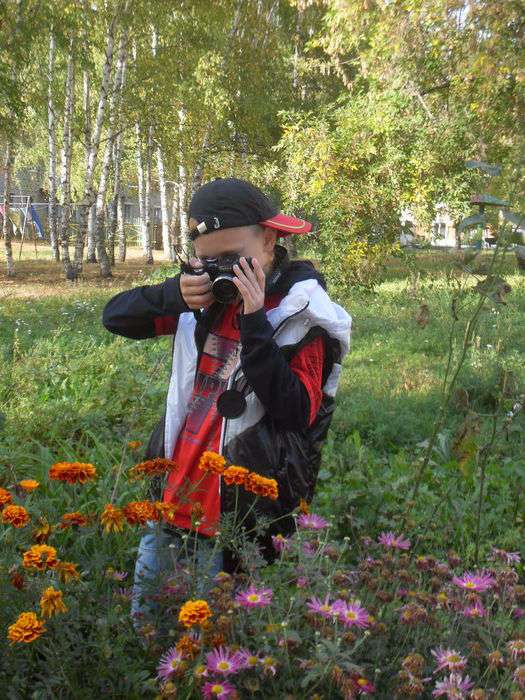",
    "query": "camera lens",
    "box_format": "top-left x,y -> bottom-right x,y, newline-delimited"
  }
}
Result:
212,275 -> 238,304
